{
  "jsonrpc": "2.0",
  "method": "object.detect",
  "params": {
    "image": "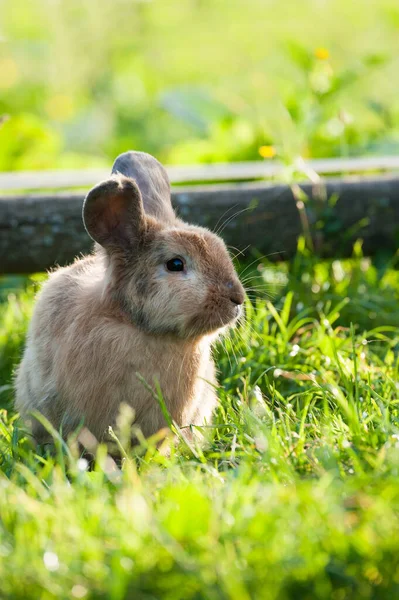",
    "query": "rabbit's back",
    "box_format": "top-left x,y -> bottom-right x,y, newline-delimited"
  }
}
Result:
15,255 -> 105,440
